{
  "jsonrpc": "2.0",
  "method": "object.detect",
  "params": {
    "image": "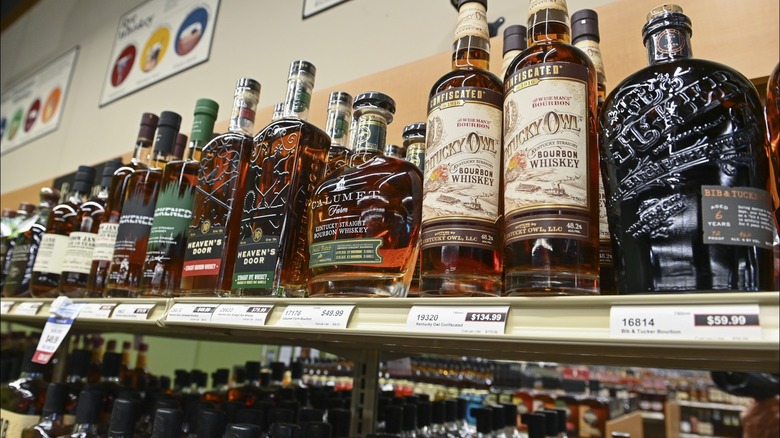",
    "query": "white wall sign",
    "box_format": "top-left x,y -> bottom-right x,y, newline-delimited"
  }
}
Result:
0,47 -> 79,155
99,0 -> 220,106
302,0 -> 350,19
